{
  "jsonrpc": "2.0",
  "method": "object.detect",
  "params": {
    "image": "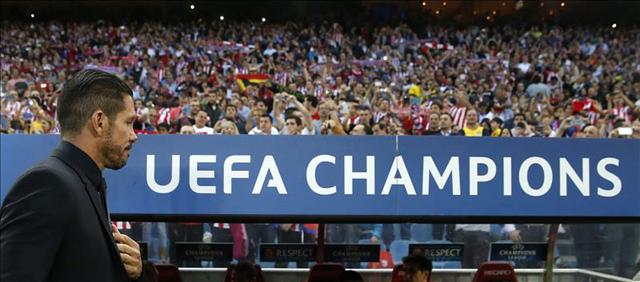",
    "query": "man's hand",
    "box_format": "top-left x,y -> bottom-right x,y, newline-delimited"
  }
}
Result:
111,224 -> 142,279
